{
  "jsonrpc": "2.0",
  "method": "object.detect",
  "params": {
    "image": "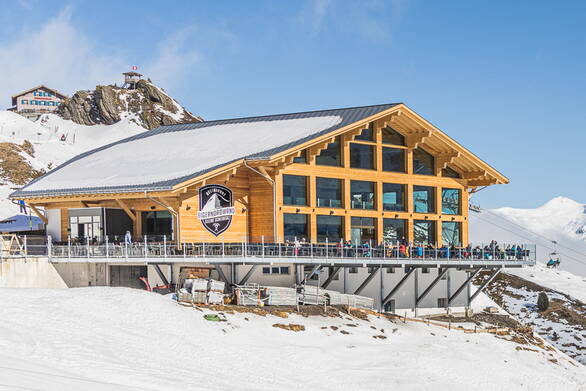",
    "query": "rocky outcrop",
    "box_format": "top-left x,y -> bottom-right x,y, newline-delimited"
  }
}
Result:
0,141 -> 45,186
59,79 -> 202,129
